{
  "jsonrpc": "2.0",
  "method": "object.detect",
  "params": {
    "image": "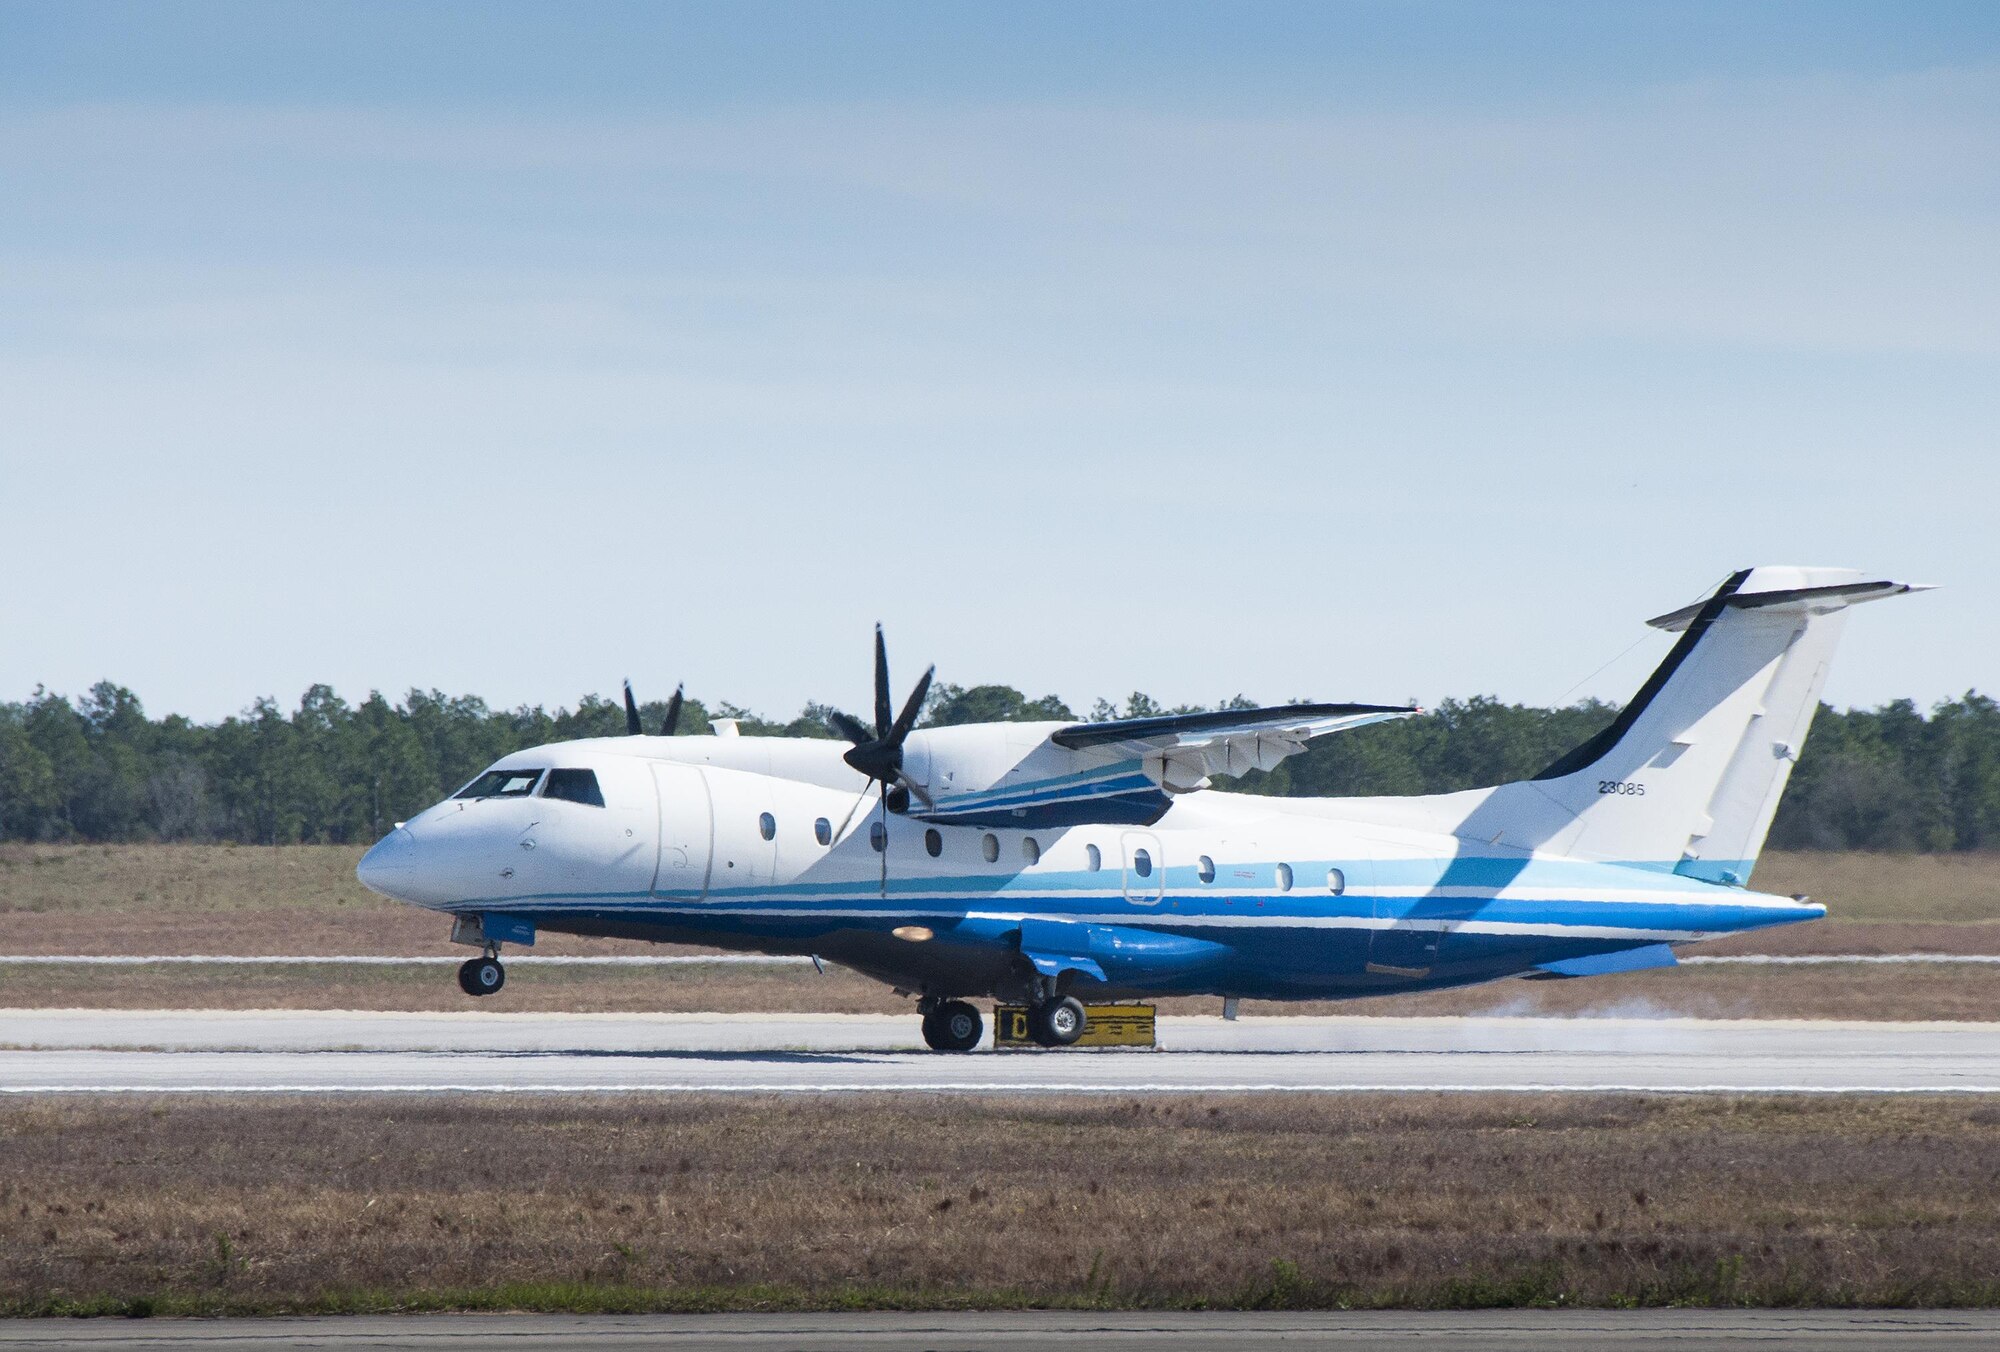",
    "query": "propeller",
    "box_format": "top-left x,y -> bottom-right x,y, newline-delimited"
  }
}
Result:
623,680 -> 687,736
828,624 -> 935,895
830,624 -> 935,799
